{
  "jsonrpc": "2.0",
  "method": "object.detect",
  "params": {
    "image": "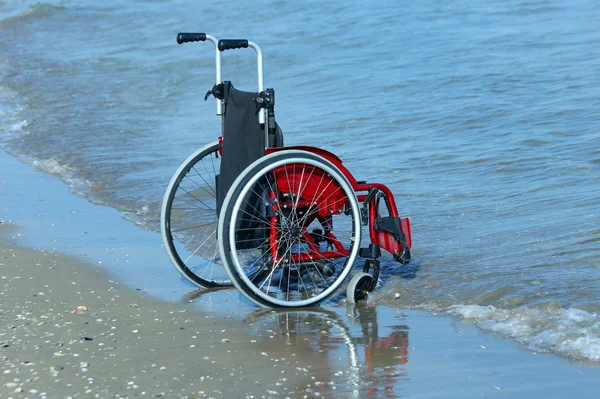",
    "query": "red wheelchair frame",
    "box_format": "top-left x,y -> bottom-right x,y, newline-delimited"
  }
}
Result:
265,145 -> 412,266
